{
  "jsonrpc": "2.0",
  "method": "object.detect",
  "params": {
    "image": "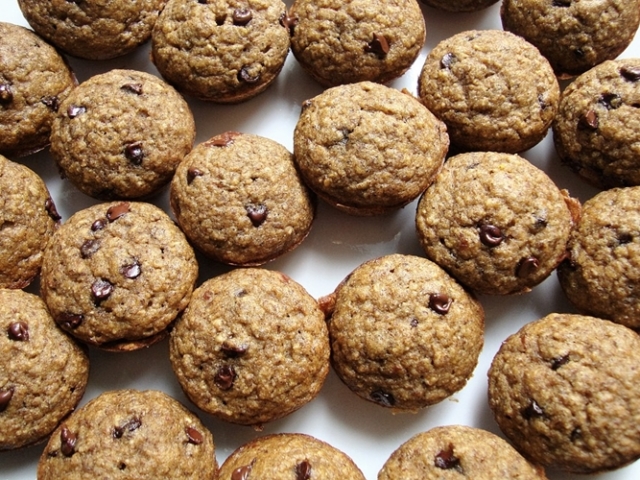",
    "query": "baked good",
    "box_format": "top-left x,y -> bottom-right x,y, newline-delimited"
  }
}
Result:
501,0 -> 640,79
169,268 -> 329,427
293,81 -> 448,216
488,313 -> 640,474
378,425 -> 547,479
170,131 -> 315,266
558,186 -> 640,330
420,0 -> 498,12
37,389 -> 218,479
151,0 -> 290,103
50,69 -> 195,200
0,289 -> 89,451
218,433 -> 365,479
553,59 -> 640,189
323,254 -> 484,411
418,29 -> 559,153
40,201 -> 198,351
0,154 -> 60,289
17,0 -> 166,60
415,151 -> 578,295
0,21 -> 76,157
288,0 -> 425,87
